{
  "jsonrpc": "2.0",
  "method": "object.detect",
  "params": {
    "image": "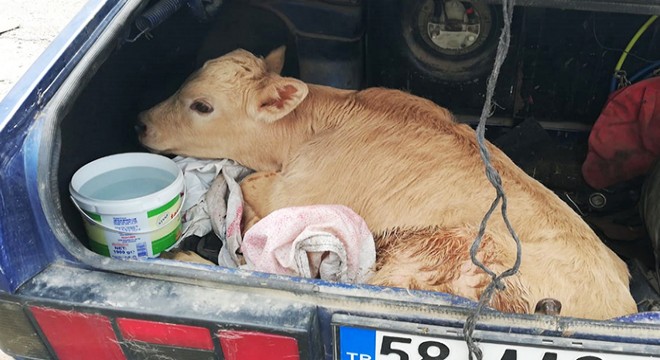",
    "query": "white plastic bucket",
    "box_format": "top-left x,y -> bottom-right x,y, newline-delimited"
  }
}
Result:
69,153 -> 185,260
